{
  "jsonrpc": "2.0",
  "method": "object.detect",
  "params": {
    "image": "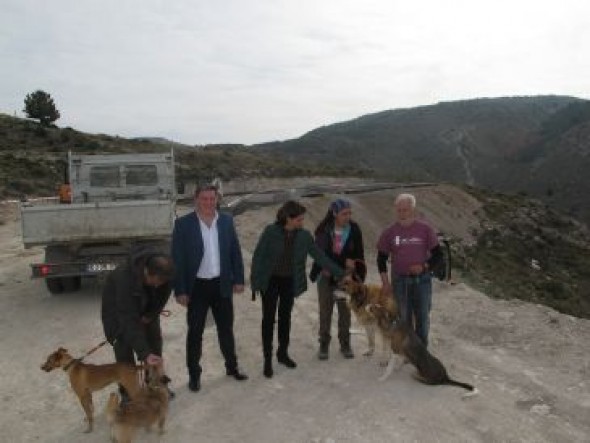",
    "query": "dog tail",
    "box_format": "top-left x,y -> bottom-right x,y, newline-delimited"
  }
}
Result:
105,392 -> 119,425
446,378 -> 475,392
